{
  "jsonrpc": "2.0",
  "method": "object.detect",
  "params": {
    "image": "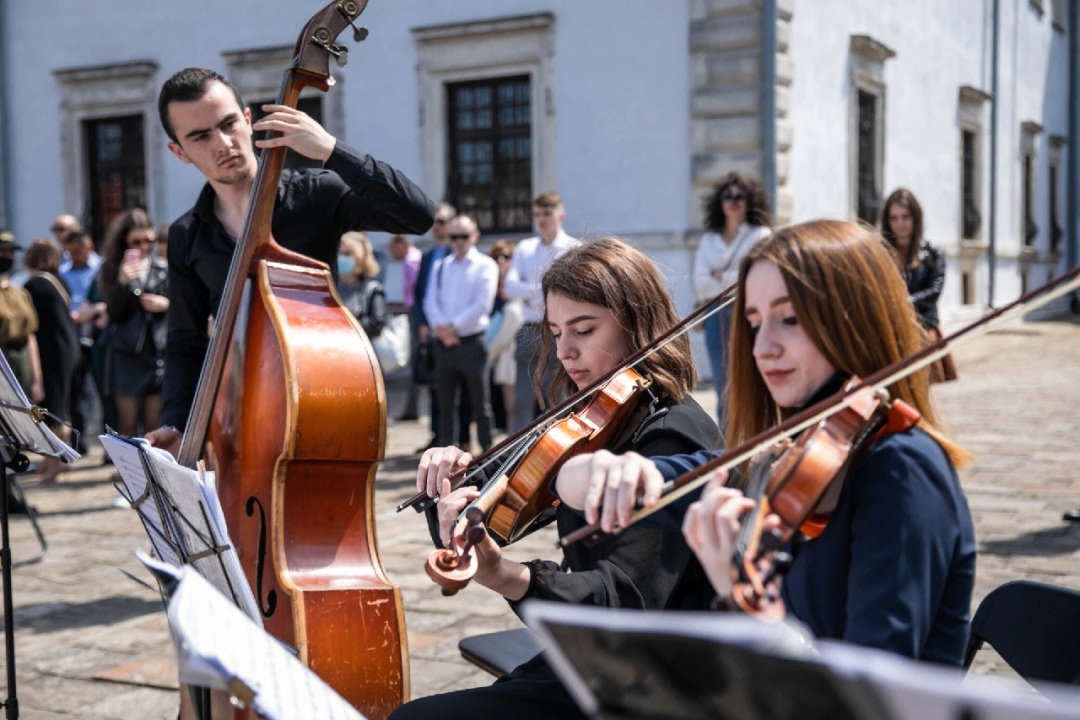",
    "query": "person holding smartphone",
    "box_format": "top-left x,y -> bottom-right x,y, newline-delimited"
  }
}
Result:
98,208 -> 169,437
